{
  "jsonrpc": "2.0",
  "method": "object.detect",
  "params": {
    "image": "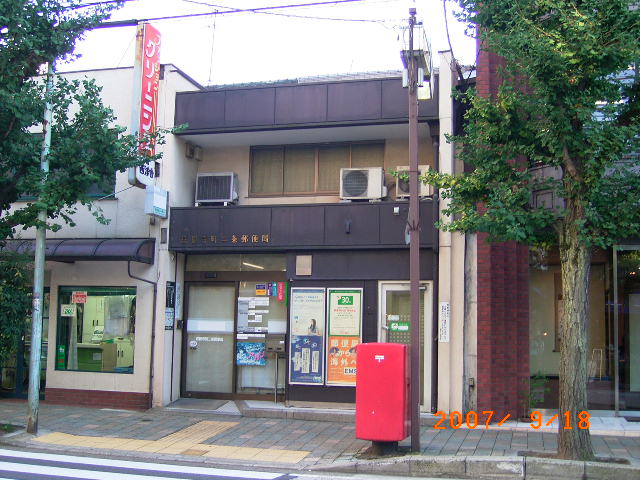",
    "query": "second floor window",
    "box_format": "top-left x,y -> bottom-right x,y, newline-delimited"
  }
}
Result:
250,142 -> 384,195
